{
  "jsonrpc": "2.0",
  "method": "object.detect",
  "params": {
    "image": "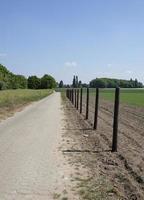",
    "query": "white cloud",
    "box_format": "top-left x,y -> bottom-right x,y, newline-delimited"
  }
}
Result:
125,70 -> 133,74
0,53 -> 7,57
65,61 -> 78,67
